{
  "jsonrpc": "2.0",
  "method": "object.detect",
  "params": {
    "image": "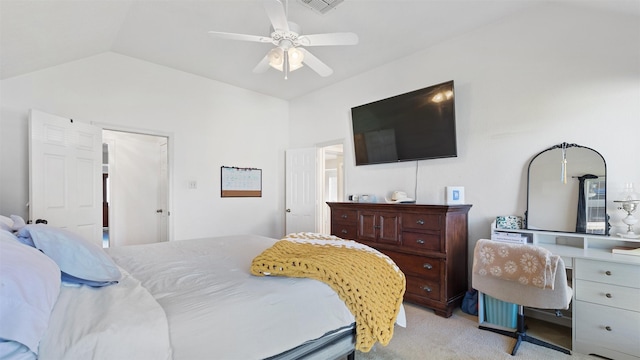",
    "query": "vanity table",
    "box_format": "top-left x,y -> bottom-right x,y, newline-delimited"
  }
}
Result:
485,226 -> 640,359
479,142 -> 640,359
